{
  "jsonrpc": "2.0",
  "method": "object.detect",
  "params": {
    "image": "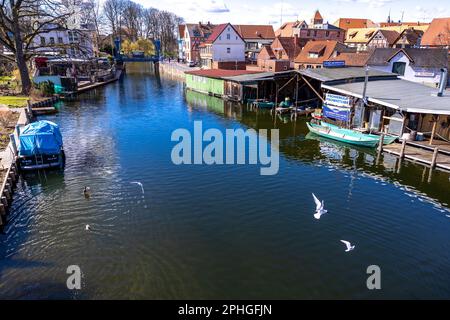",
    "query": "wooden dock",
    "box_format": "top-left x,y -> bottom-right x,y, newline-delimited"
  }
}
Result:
383,142 -> 450,171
